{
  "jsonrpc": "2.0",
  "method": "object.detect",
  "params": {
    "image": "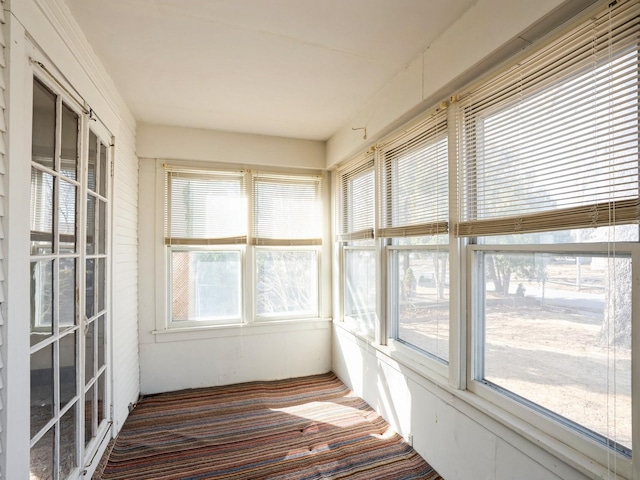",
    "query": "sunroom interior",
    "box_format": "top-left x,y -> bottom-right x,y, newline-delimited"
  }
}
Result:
4,0 -> 639,479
